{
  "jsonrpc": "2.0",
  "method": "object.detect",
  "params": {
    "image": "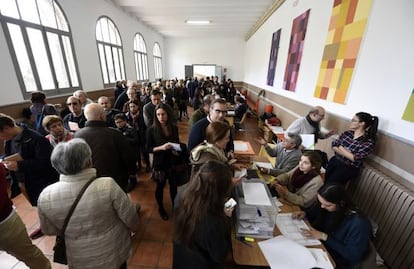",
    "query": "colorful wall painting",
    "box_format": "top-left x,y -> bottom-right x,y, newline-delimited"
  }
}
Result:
314,0 -> 373,104
283,9 -> 311,92
267,29 -> 281,86
402,89 -> 414,122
